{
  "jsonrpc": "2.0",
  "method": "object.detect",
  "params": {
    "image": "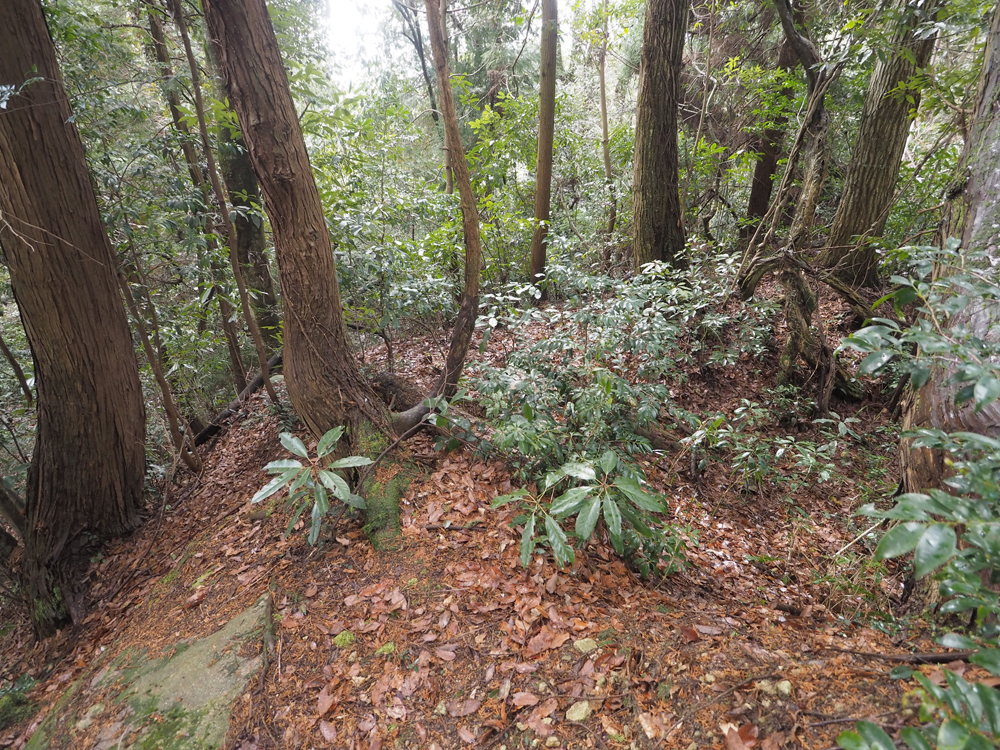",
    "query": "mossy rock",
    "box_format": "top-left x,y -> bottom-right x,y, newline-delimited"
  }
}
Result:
0,690 -> 37,731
